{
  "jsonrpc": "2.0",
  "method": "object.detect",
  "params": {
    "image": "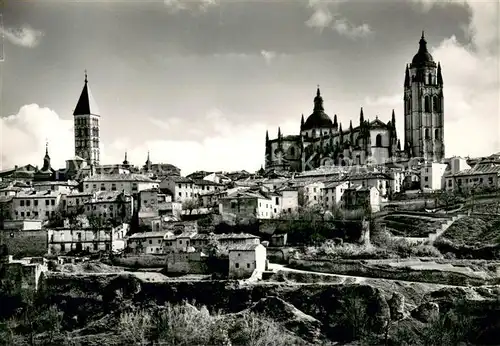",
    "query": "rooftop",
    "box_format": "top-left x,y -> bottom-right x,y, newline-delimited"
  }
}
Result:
84,173 -> 155,182
228,243 -> 262,251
